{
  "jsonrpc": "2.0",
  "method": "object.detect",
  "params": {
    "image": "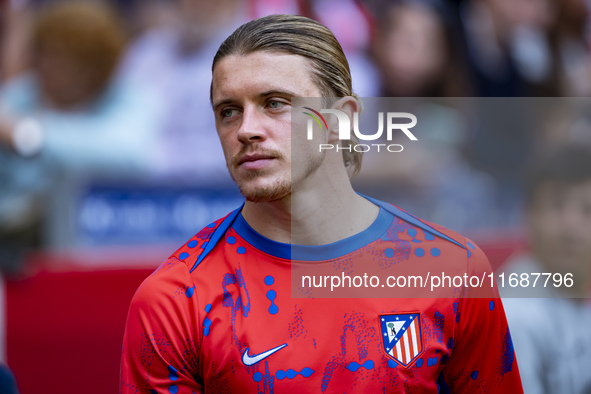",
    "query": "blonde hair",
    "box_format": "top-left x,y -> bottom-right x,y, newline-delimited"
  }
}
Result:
212,14 -> 363,176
